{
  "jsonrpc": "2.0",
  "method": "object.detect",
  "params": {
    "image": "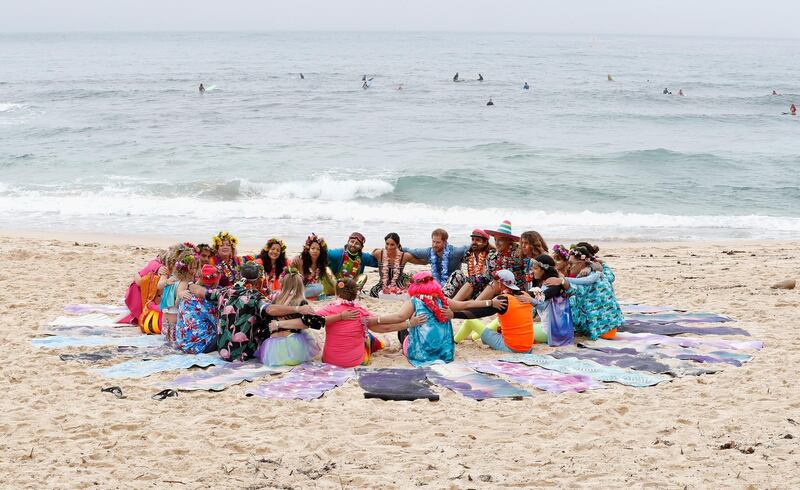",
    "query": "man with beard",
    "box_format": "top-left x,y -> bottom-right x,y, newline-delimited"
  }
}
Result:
327,232 -> 378,290
442,229 -> 497,299
406,228 -> 470,286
